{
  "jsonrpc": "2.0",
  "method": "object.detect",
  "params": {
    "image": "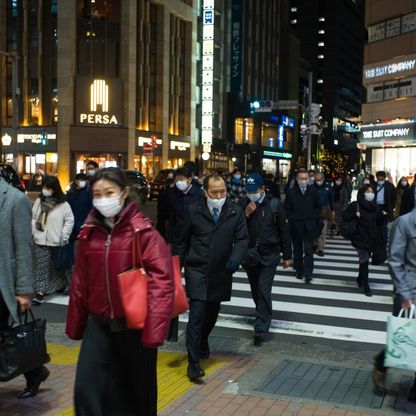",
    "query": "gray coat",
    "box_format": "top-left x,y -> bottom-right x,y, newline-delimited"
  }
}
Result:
389,207 -> 416,302
0,178 -> 33,322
